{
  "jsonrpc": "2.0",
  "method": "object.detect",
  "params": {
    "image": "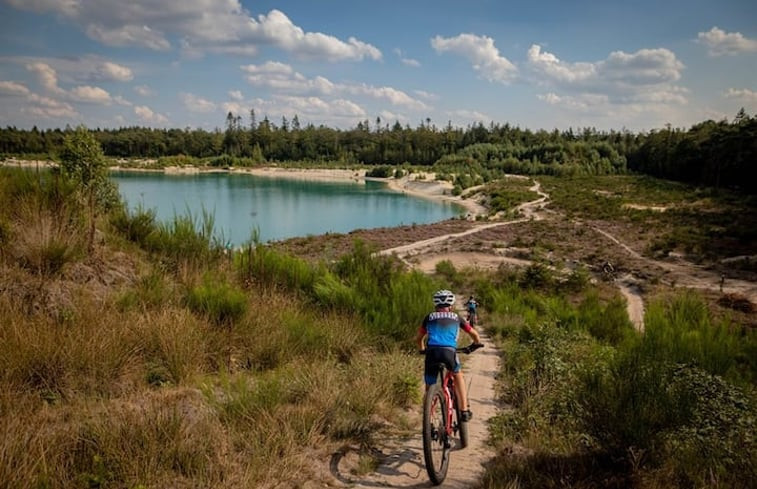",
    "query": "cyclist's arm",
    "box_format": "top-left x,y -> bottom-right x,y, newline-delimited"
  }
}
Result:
416,325 -> 427,351
461,319 -> 482,344
468,327 -> 481,345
